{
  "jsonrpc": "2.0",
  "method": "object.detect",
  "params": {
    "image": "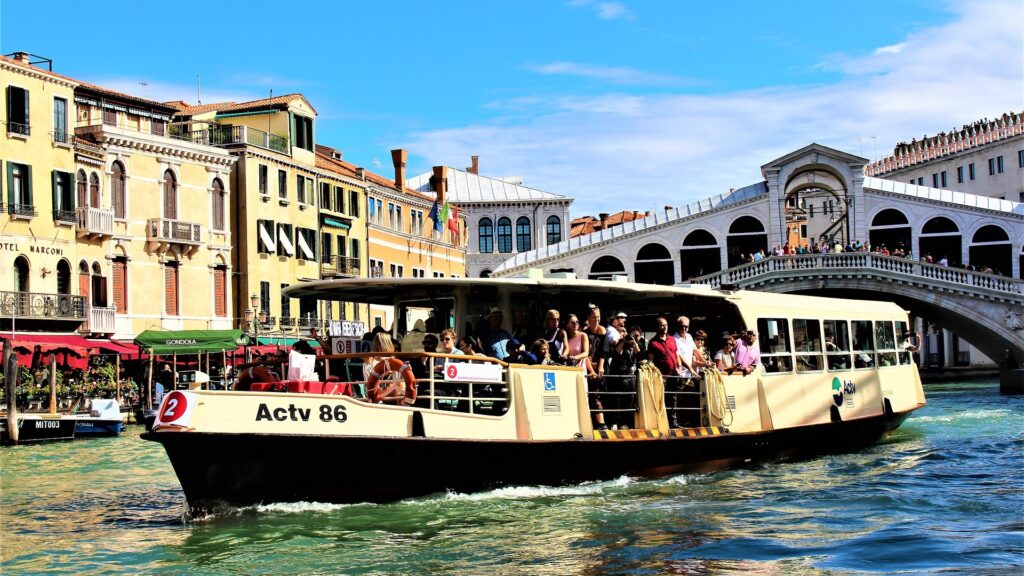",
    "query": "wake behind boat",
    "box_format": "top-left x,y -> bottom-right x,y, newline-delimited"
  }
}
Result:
143,276 -> 925,513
